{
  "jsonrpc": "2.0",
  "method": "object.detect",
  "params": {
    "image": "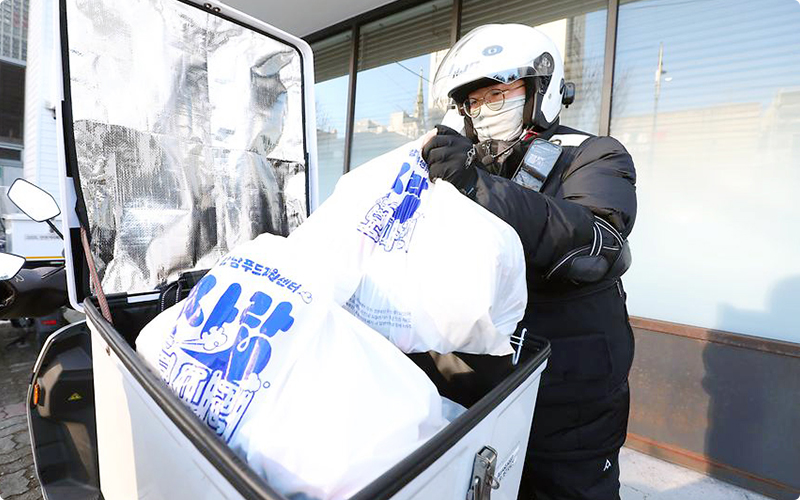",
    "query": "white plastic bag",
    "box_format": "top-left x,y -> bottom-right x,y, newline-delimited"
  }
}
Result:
137,233 -> 447,500
289,138 -> 527,356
